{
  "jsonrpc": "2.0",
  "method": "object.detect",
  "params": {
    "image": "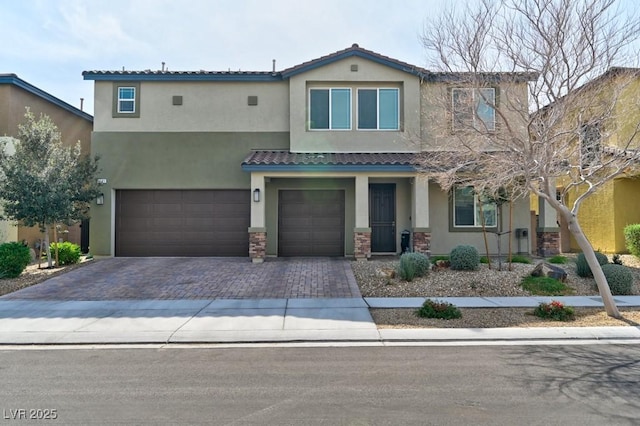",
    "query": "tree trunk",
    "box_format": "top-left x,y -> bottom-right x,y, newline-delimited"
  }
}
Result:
478,195 -> 491,270
561,209 -> 621,318
53,224 -> 59,267
43,225 -> 52,269
508,200 -> 513,272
